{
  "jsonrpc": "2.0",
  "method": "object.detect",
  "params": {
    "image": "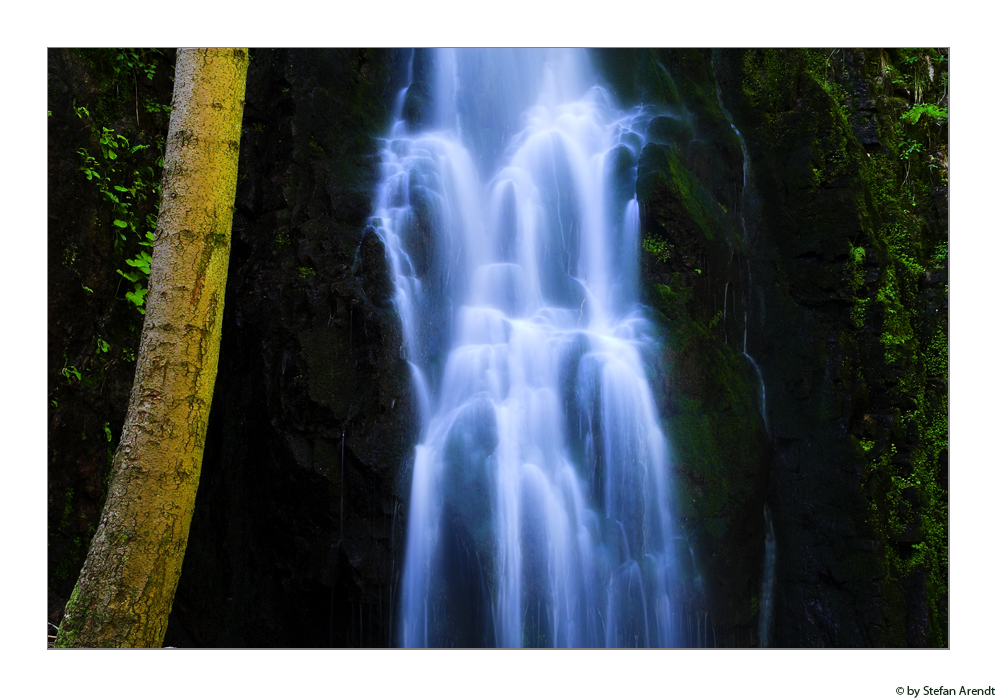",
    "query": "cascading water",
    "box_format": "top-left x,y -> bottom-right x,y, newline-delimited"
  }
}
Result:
371,49 -> 687,647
